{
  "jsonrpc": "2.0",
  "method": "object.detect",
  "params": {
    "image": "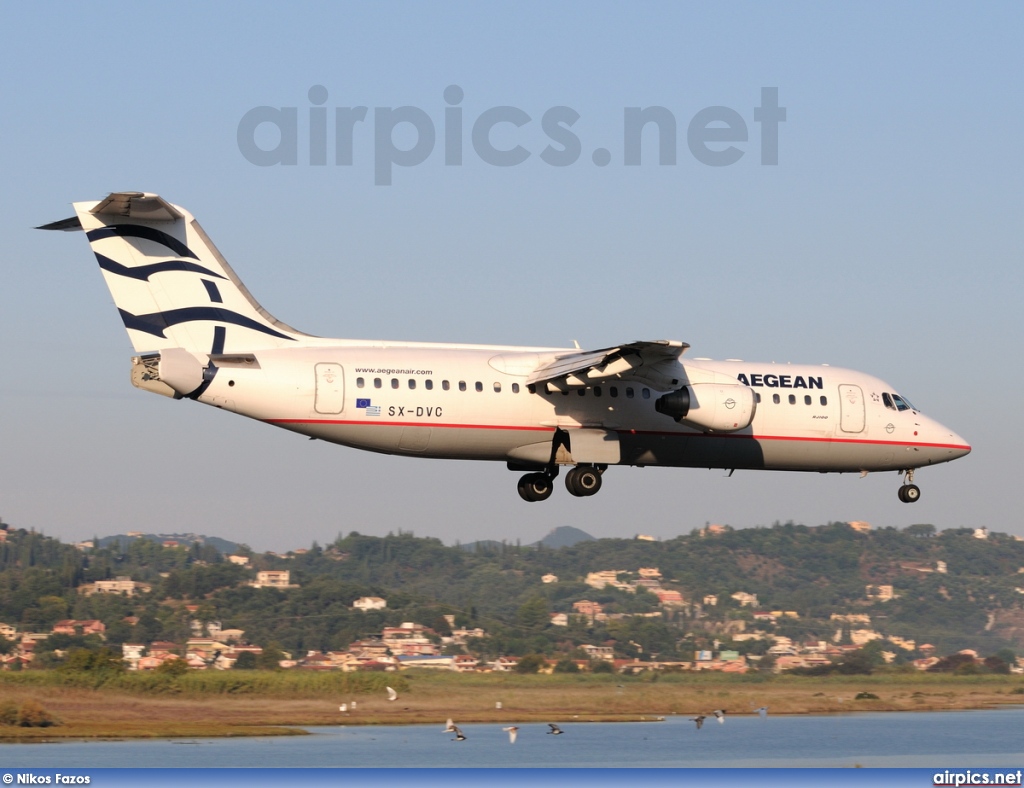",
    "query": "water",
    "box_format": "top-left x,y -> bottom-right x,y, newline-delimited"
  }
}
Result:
3,708 -> 1024,768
